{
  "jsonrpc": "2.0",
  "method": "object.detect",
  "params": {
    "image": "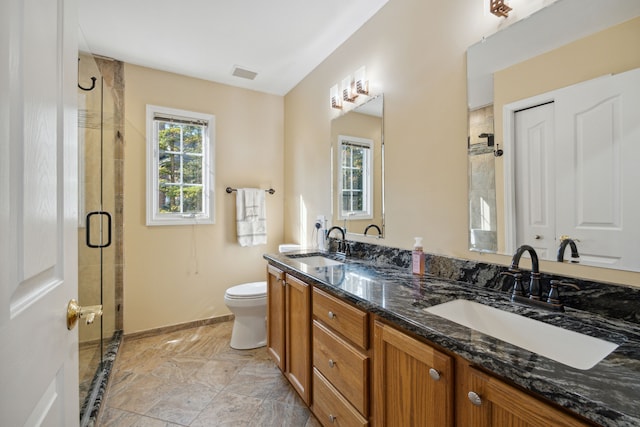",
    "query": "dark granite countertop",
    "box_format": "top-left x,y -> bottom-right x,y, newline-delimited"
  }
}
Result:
264,250 -> 640,427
